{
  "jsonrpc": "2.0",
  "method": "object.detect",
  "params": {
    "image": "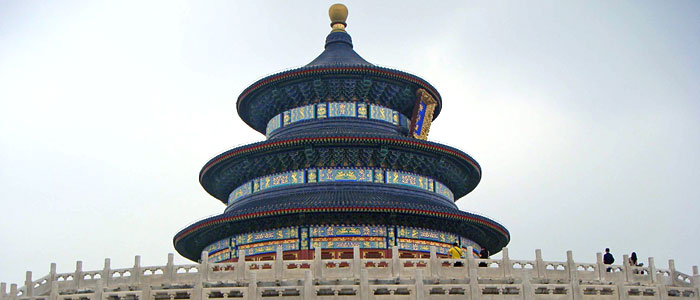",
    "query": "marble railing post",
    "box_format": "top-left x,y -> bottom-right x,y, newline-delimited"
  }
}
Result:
163,253 -> 175,282
1,282 -> 7,300
313,248 -> 322,278
192,251 -> 206,300
102,258 -> 111,287
692,266 -> 699,288
74,261 -> 83,290
303,270 -> 315,300
467,247 -> 476,271
468,261 -> 480,300
522,271 -> 534,300
648,257 -> 656,284
138,256 -> 151,300
199,251 -> 209,282
274,246 -> 283,280
596,253 -> 605,281
360,269 -> 369,300
131,255 -> 141,285
353,246 -> 361,279
48,262 -> 57,295
95,279 -> 103,300
622,254 -> 631,283
166,253 -> 175,282
502,248 -> 512,278
415,269 -> 425,300
247,272 -> 257,300
391,246 -> 400,277
536,249 -> 545,279
568,251 -> 582,300
429,246 -> 439,278
48,263 -> 56,291
669,260 -> 678,286
24,271 -> 33,298
48,282 -> 57,300
656,275 -> 669,300
9,284 -> 17,300
237,250 -> 246,280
